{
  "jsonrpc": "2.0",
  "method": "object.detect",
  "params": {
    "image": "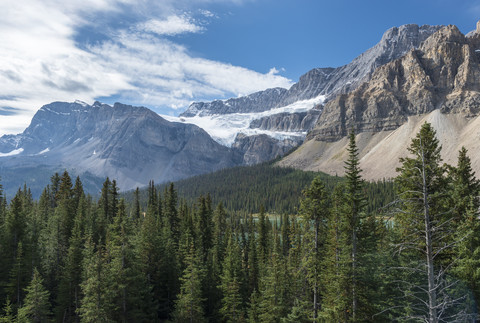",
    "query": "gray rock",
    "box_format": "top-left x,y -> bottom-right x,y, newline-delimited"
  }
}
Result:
232,133 -> 302,165
249,108 -> 322,132
182,24 -> 442,118
0,101 -> 242,193
181,88 -> 288,117
308,24 -> 480,142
